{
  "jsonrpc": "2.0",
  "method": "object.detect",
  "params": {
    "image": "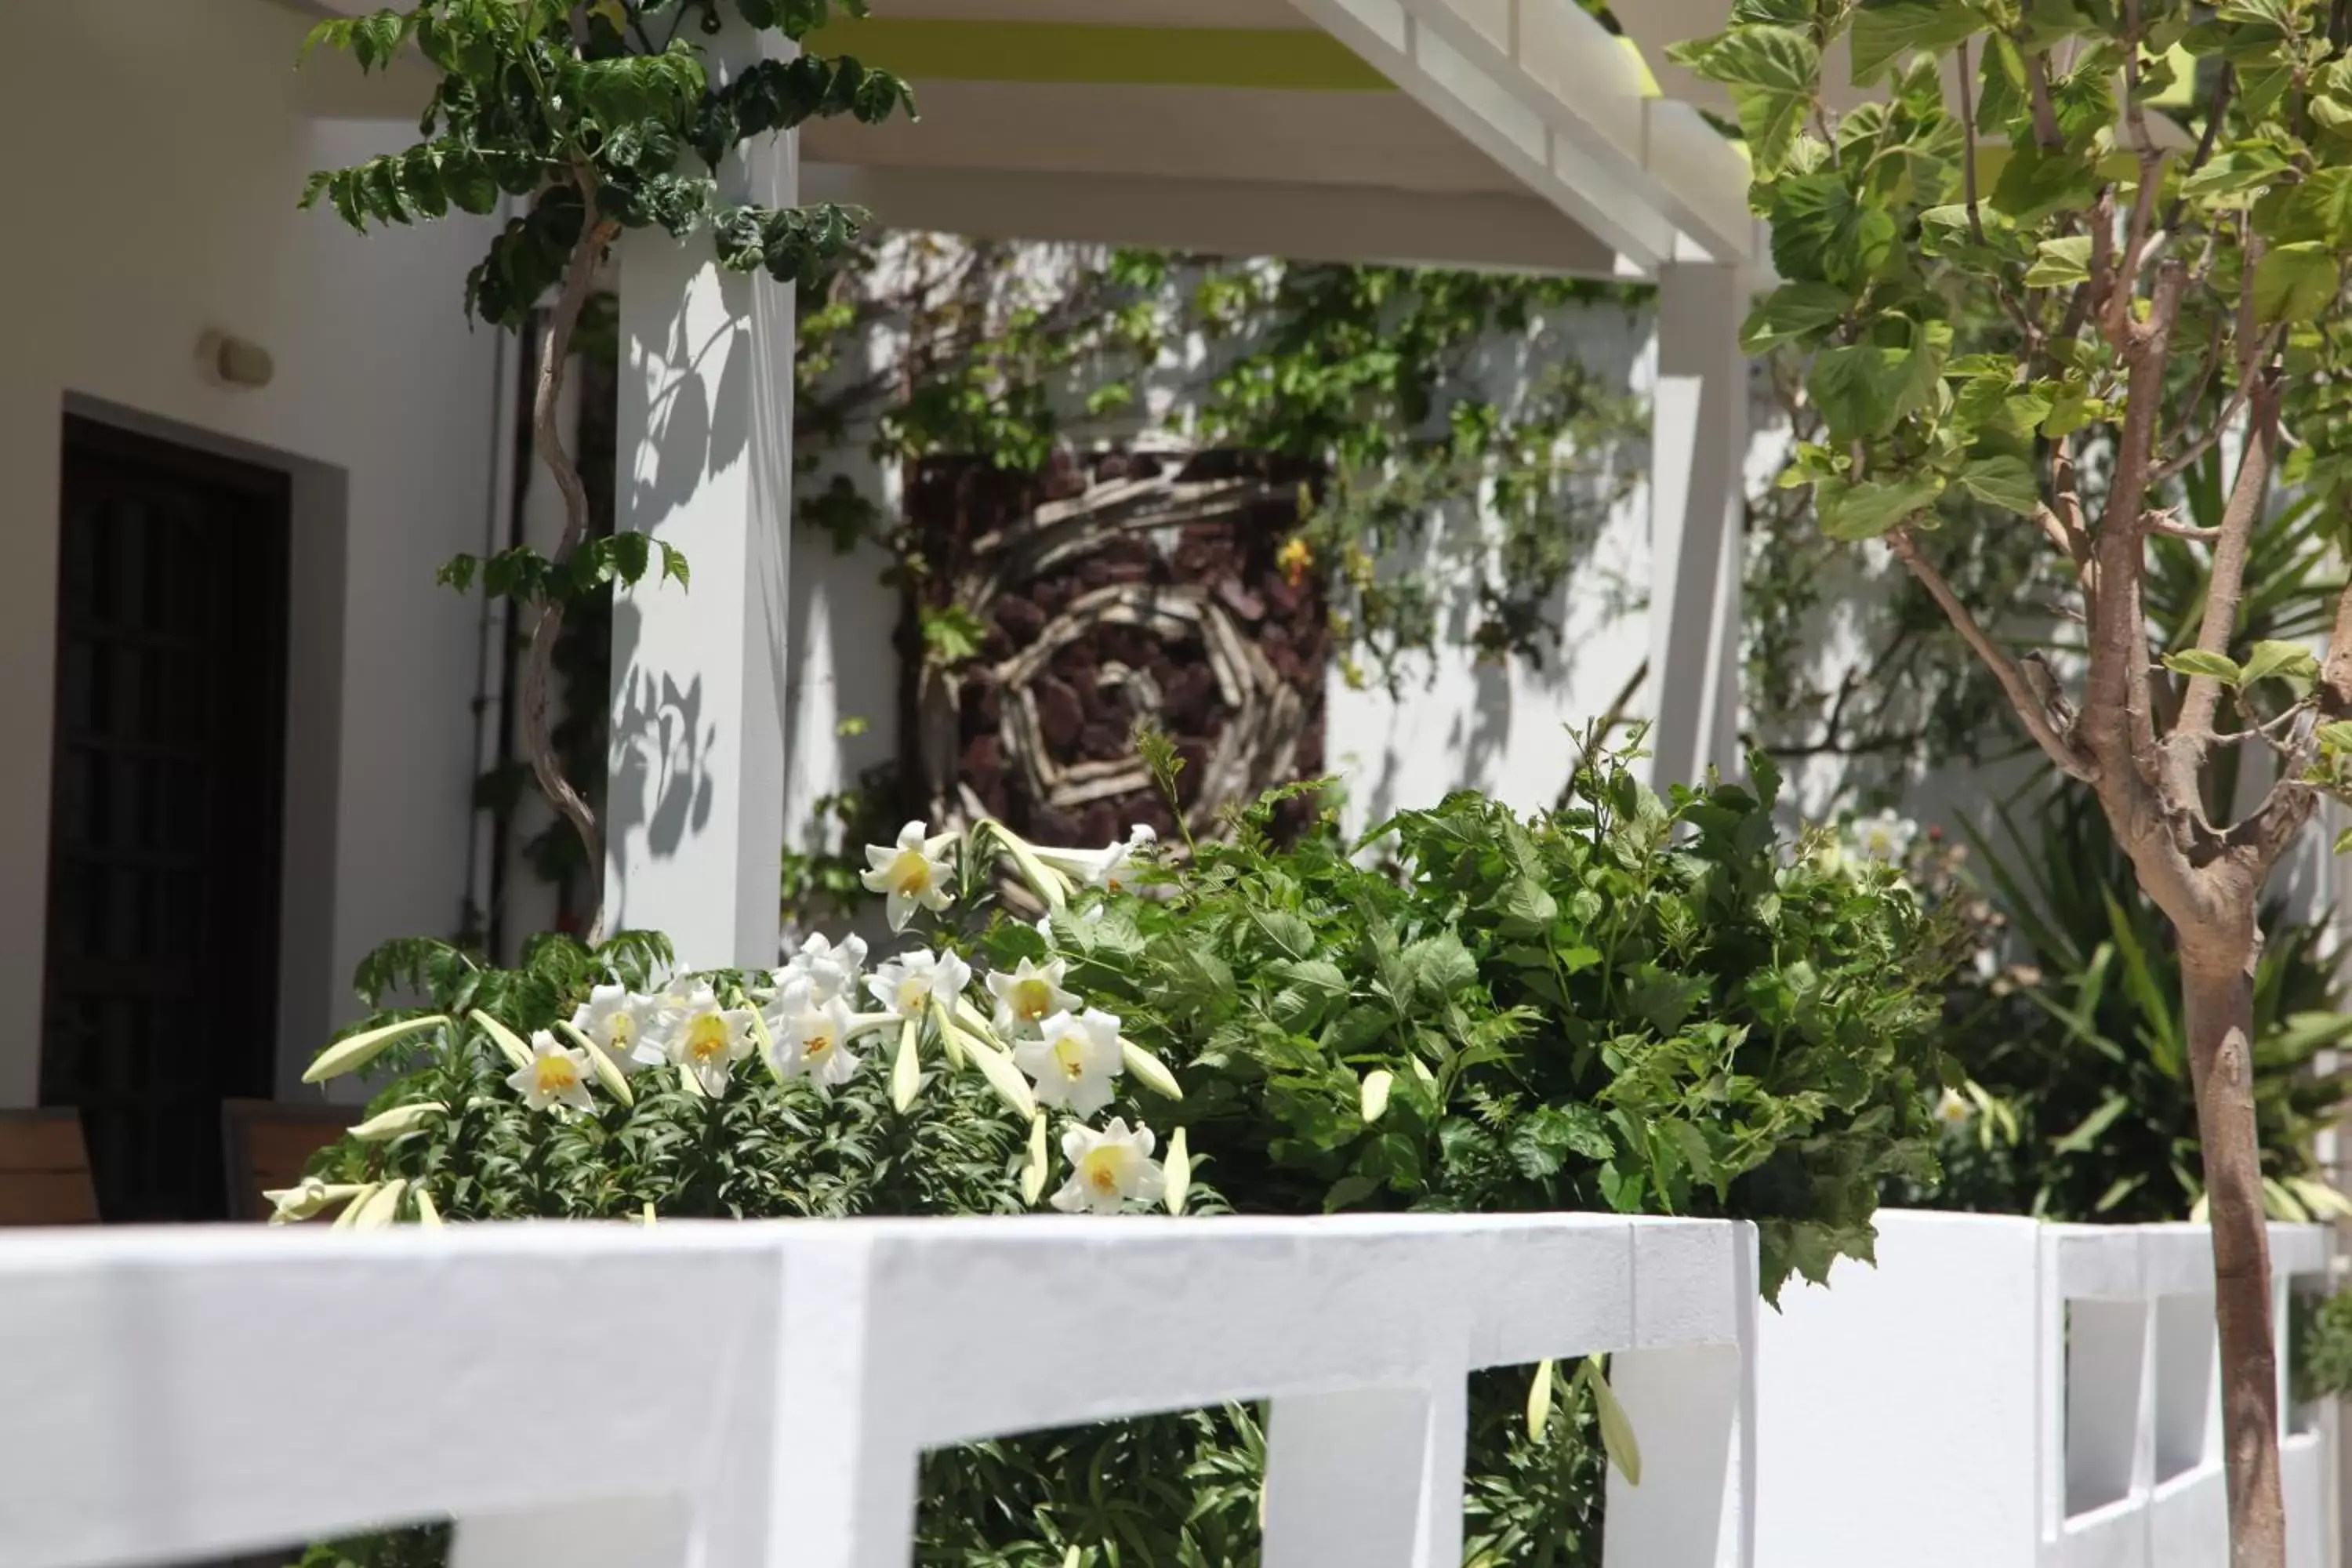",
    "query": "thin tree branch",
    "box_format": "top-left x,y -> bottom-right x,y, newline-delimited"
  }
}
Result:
2161,387 -> 2279,817
2153,328 -> 2285,485
2025,49 -> 2067,149
1887,526 -> 2098,782
522,201 -> 622,943
1958,36 -> 1988,247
